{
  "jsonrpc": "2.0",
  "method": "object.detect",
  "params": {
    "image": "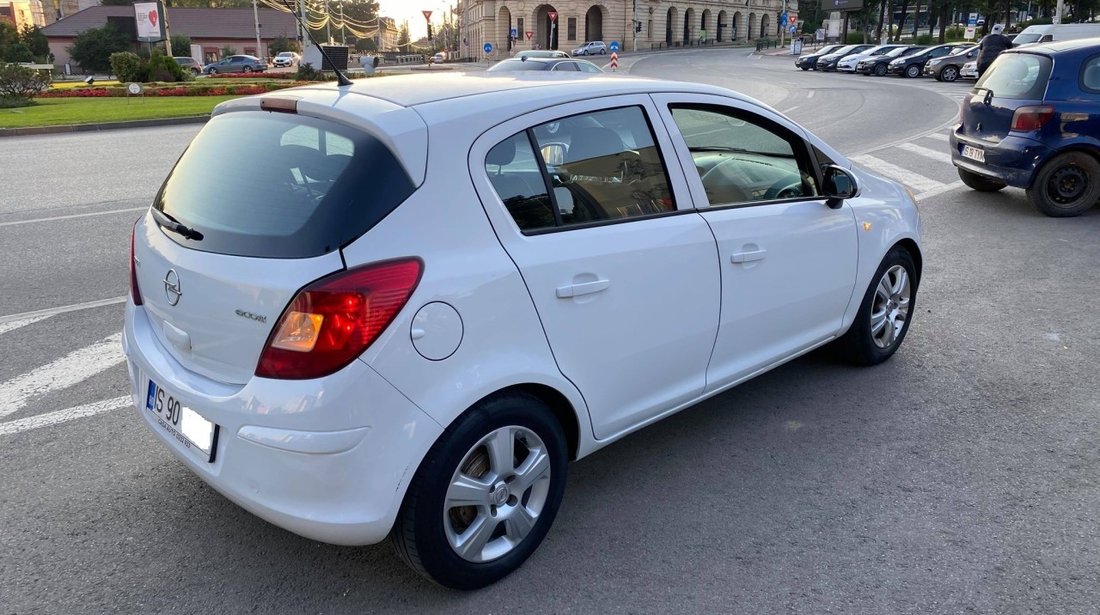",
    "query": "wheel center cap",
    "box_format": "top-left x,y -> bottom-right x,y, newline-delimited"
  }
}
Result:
490,481 -> 509,506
